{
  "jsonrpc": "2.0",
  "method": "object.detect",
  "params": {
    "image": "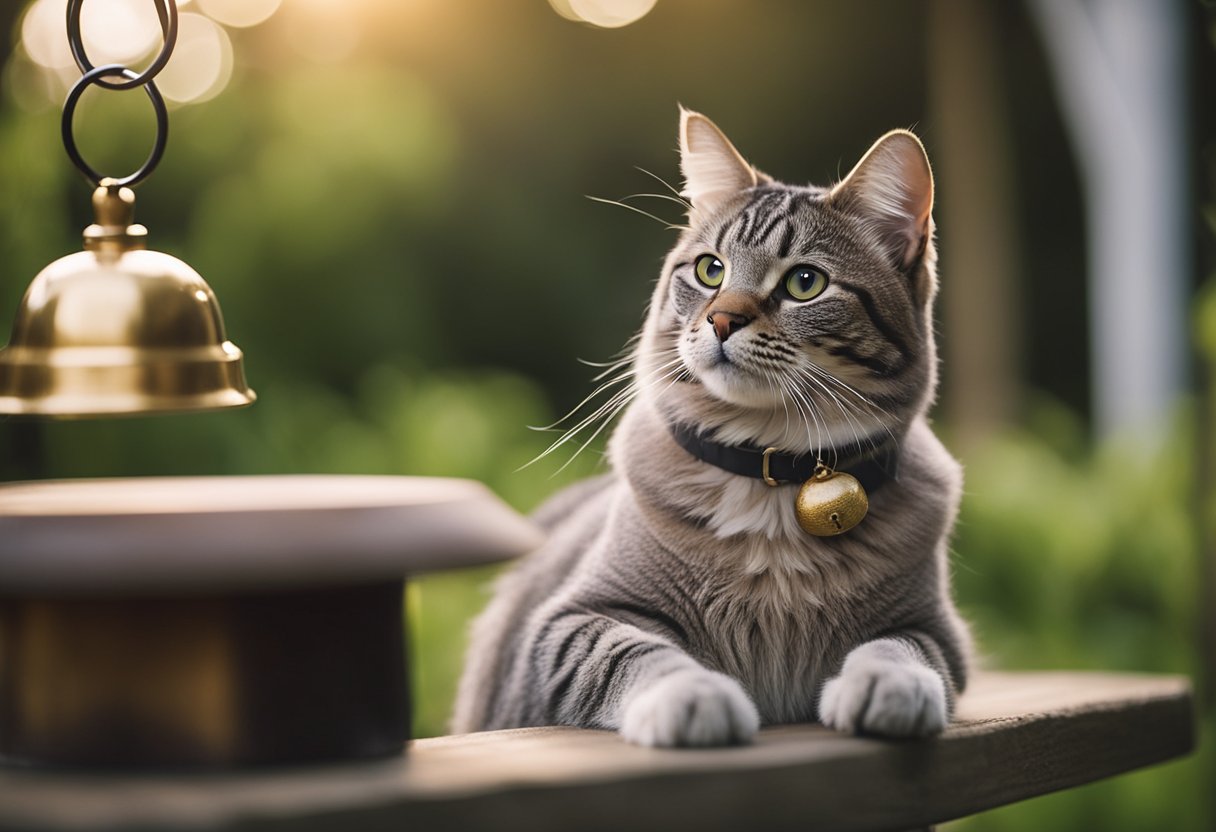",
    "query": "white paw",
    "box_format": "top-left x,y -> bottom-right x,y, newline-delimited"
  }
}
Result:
819,657 -> 947,738
620,669 -> 760,748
